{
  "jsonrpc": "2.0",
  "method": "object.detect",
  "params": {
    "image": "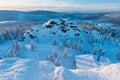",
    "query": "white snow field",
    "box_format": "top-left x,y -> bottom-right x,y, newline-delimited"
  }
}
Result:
0,58 -> 120,80
75,54 -> 110,69
0,19 -> 120,80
